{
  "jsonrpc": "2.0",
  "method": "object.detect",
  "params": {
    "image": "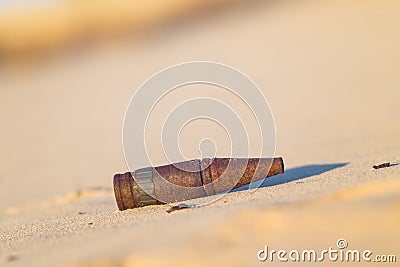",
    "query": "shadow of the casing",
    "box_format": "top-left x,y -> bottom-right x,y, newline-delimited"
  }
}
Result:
232,163 -> 348,192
